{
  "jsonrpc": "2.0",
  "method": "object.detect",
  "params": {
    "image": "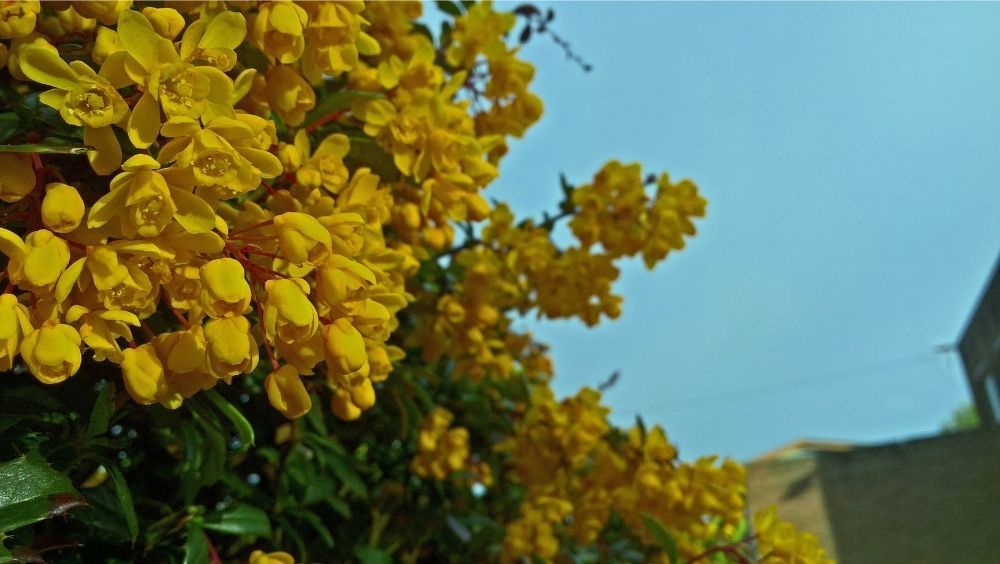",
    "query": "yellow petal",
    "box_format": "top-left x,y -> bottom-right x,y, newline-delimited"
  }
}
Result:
170,187 -> 216,234
20,47 -> 78,90
128,91 -> 160,149
199,11 -> 246,50
83,125 -> 122,175
117,10 -> 159,71
98,51 -> 134,89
